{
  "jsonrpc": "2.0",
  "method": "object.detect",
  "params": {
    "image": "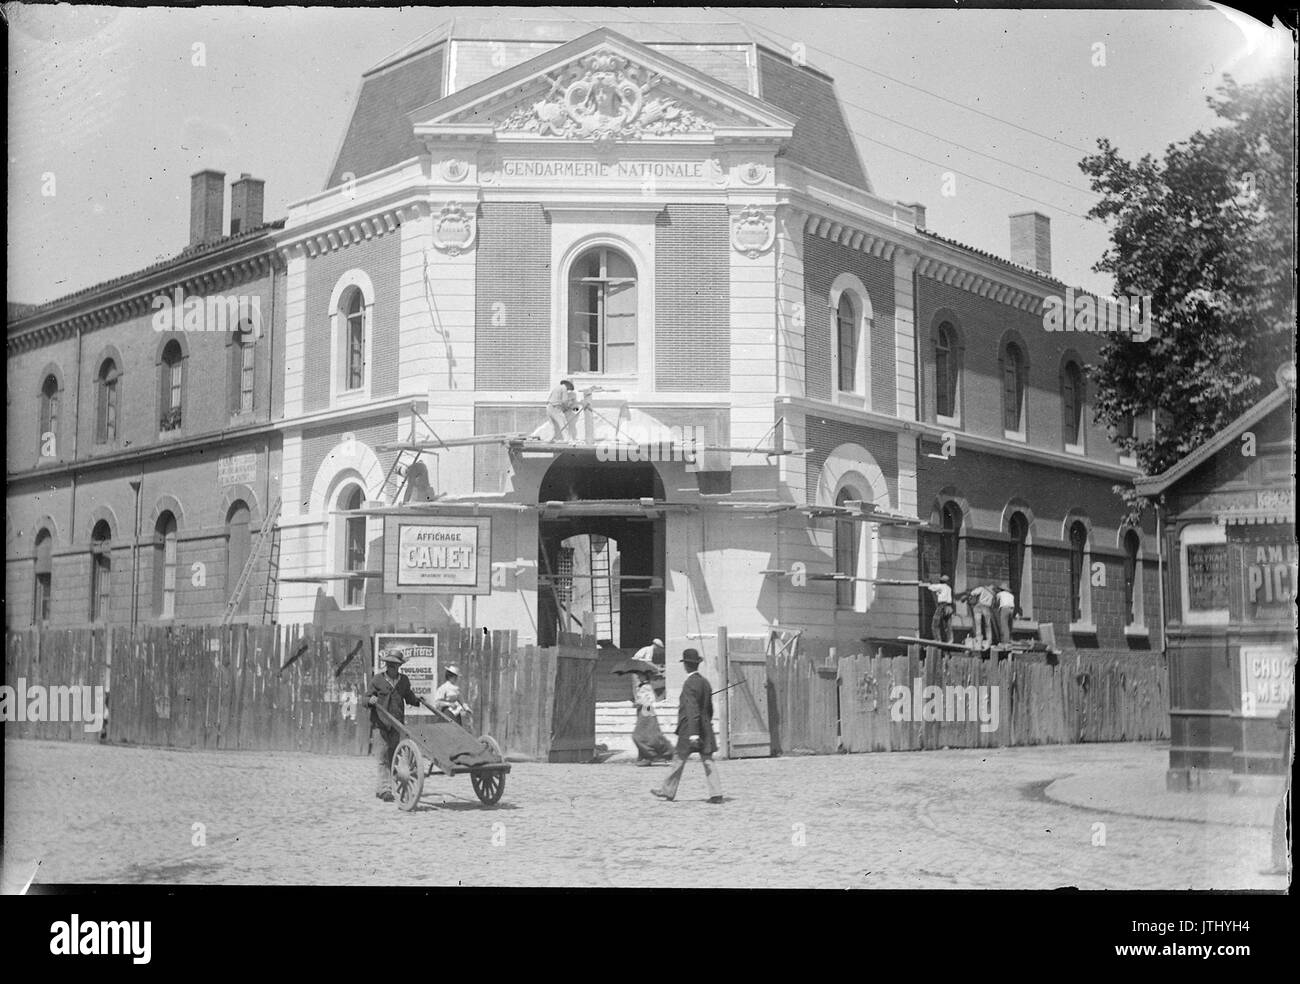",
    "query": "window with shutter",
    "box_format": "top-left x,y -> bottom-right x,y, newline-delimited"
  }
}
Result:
935,324 -> 956,419
1003,345 -> 1024,432
1069,521 -> 1087,622
837,294 -> 857,392
343,290 -> 365,391
33,529 -> 53,623
1063,362 -> 1082,447
567,247 -> 638,375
